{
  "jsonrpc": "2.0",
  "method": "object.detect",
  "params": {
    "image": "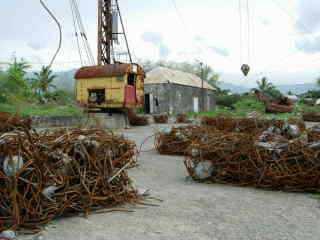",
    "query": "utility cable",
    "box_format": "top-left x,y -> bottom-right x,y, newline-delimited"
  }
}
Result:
71,0 -> 95,65
69,0 -> 84,66
39,0 -> 62,68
